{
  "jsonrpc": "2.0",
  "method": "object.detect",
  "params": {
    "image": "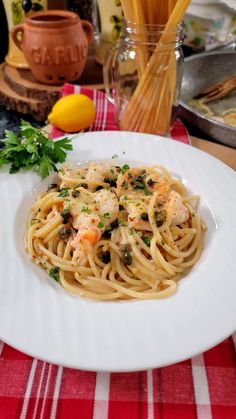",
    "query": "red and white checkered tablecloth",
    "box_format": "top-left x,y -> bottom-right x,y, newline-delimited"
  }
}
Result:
51,84 -> 191,144
1,85 -> 235,419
